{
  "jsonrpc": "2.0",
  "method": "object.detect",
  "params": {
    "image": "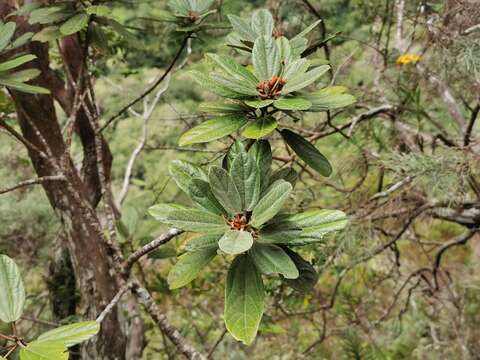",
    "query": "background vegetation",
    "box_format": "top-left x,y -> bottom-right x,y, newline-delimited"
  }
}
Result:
1,0 -> 479,359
